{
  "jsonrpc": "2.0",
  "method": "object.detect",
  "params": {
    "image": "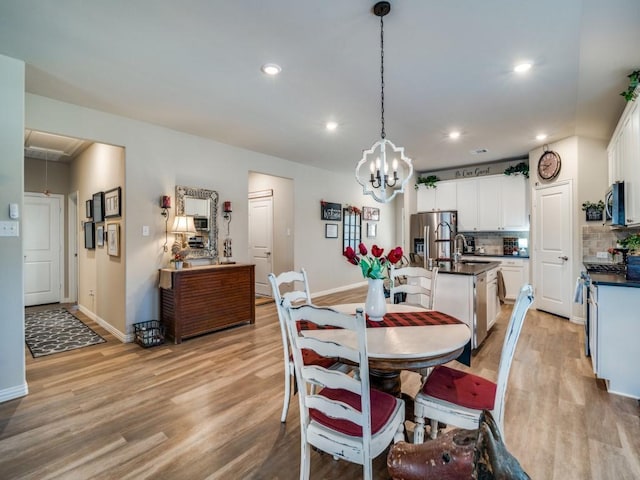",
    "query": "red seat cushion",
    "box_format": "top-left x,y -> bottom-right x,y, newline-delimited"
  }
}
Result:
422,365 -> 496,410
309,387 -> 398,437
301,349 -> 336,369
